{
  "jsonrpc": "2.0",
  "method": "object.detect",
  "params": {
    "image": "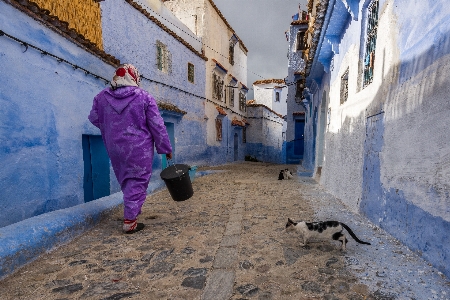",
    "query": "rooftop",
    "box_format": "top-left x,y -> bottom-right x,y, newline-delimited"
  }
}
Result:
207,0 -> 248,53
253,79 -> 285,86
